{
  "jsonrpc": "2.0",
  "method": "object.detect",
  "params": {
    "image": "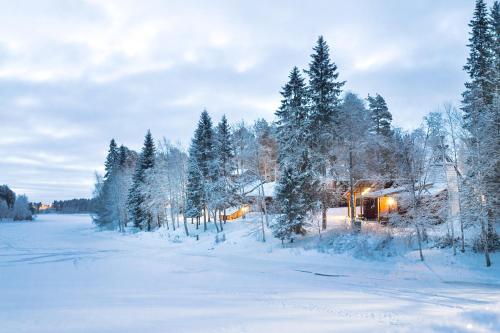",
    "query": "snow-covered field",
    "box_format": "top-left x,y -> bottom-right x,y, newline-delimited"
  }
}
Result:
1,214 -> 499,333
